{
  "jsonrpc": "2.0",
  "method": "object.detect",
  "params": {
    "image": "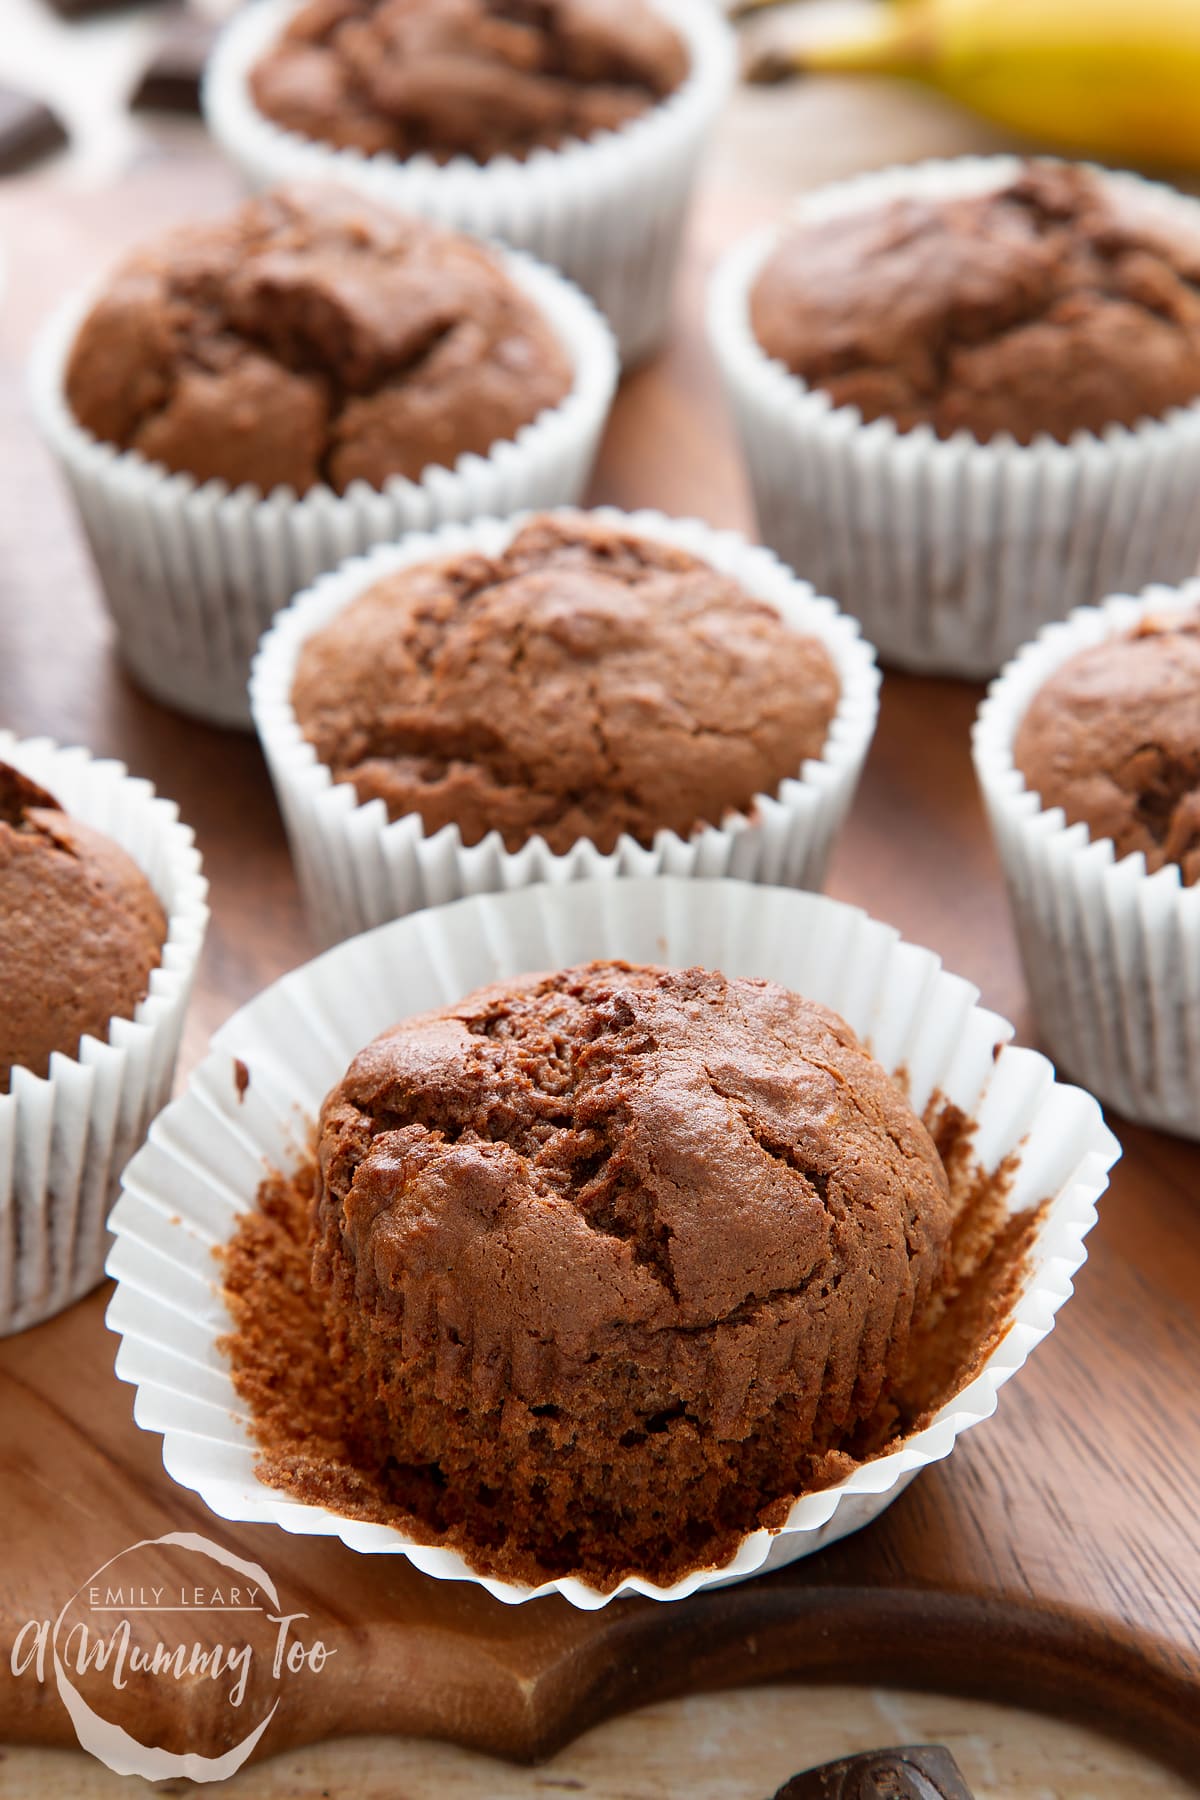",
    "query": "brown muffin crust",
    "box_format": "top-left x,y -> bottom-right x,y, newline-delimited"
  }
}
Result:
64,183 -> 572,497
249,0 -> 689,166
750,162 -> 1200,446
291,513 -> 841,855
305,961 -> 952,1582
1014,608 -> 1200,885
0,763 -> 168,1091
